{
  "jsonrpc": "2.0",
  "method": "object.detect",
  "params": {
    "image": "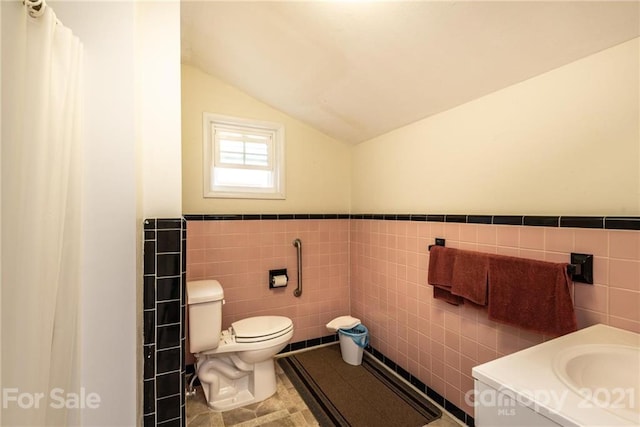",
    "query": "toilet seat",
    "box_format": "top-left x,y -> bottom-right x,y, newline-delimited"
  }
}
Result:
232,316 -> 293,343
